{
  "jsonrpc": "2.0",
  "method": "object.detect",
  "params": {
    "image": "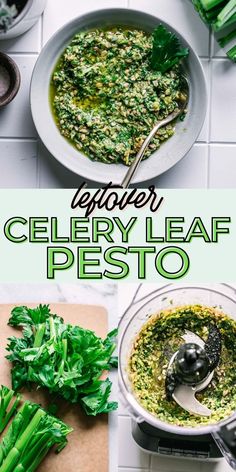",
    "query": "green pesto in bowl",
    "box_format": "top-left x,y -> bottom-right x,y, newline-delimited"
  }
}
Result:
128,305 -> 236,427
50,27 -> 186,166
